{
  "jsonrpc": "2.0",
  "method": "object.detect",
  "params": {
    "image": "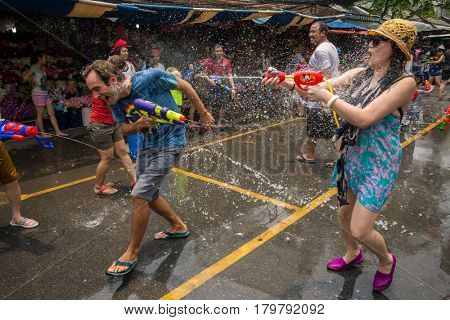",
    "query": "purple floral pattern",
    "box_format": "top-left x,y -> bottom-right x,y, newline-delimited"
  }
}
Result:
333,114 -> 402,212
